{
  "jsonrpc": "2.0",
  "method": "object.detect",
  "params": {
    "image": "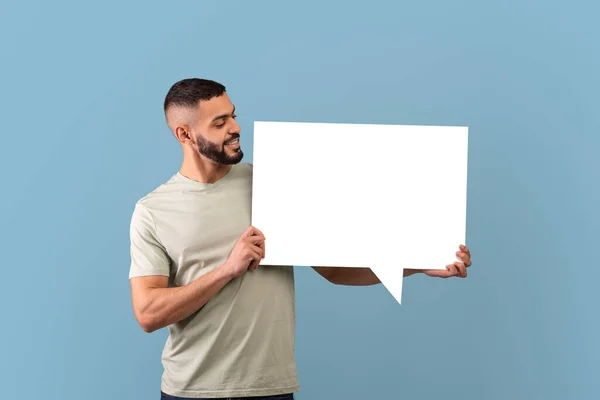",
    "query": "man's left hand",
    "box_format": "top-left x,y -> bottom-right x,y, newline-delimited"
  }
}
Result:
417,244 -> 472,278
